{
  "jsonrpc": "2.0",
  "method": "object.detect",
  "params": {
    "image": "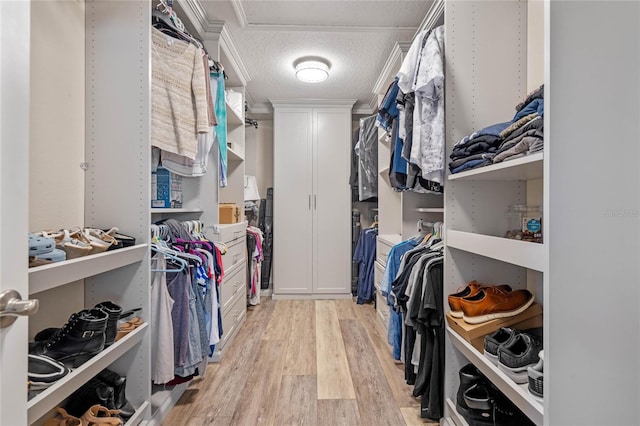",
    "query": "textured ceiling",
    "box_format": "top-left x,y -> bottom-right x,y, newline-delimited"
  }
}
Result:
192,0 -> 433,114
